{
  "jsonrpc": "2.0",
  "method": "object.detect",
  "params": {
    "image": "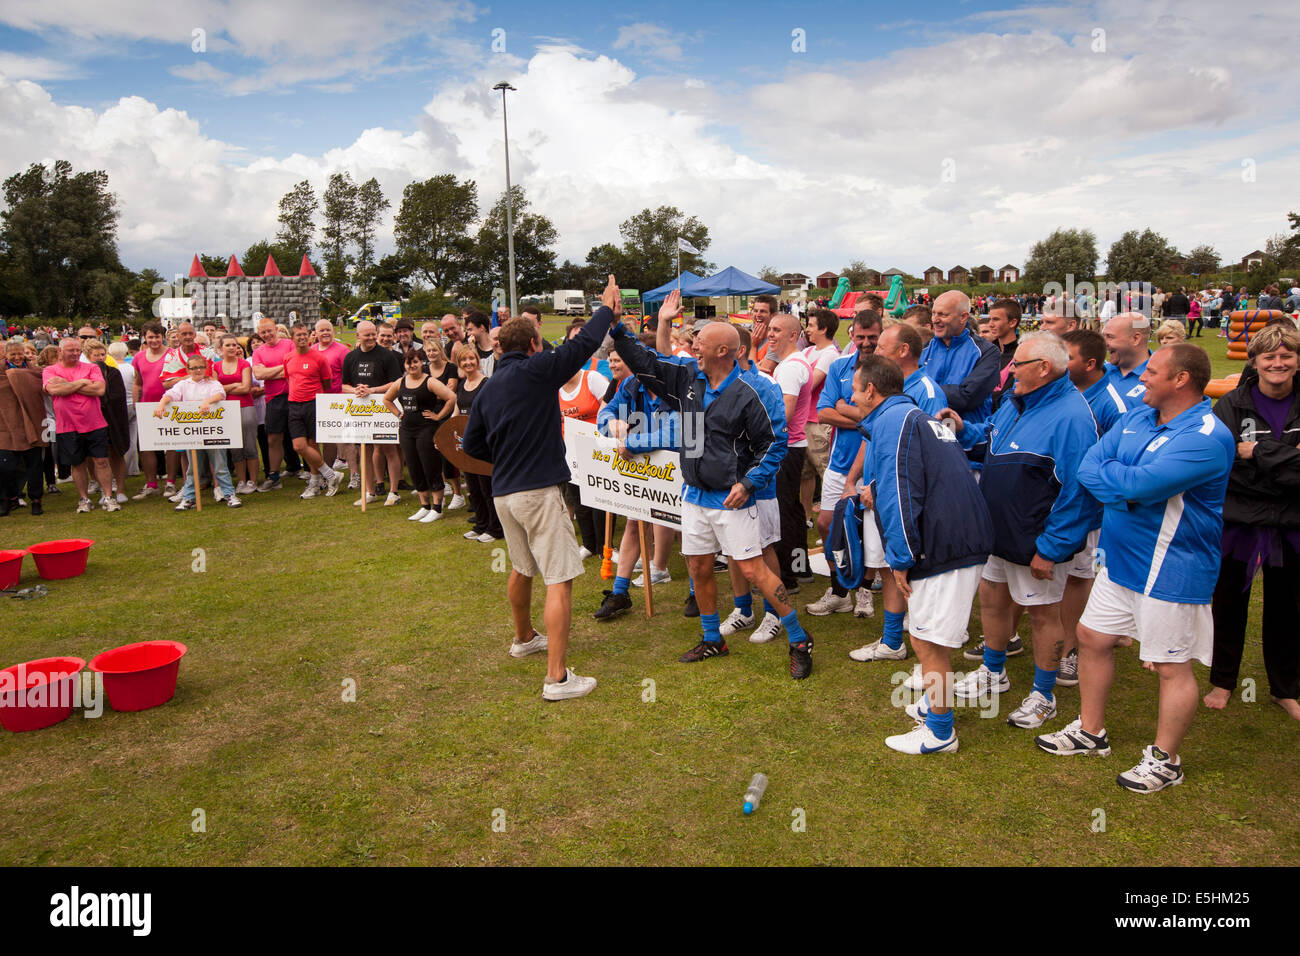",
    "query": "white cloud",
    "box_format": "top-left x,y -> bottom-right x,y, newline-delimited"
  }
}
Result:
612,23 -> 693,62
0,52 -> 82,81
